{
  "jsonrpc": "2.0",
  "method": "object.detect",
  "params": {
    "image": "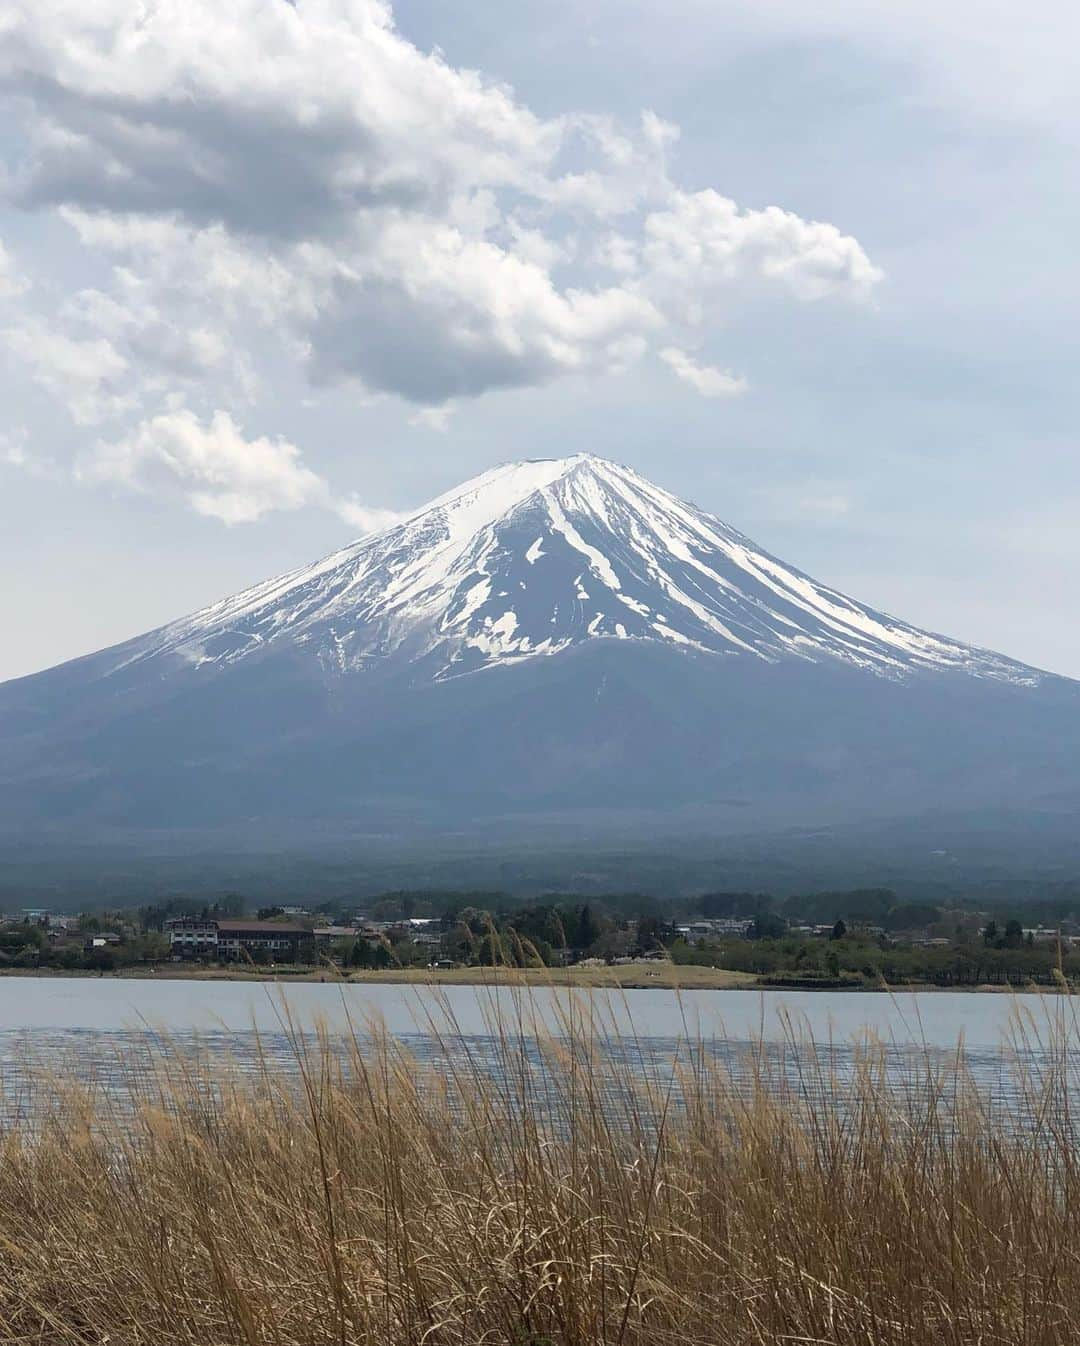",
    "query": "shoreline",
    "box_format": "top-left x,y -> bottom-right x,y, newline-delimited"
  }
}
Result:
0,964 -> 1063,993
